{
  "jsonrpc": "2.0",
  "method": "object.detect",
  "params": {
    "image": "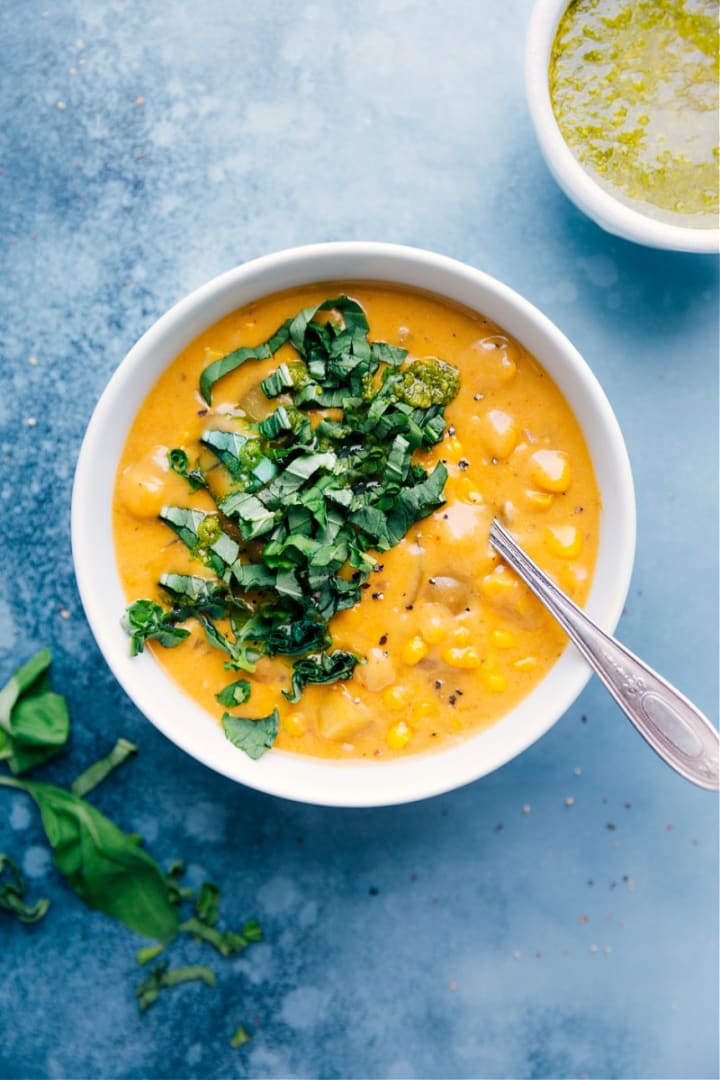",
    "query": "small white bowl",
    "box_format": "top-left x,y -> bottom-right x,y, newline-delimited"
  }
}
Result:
72,242 -> 636,807
526,0 -> 720,254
